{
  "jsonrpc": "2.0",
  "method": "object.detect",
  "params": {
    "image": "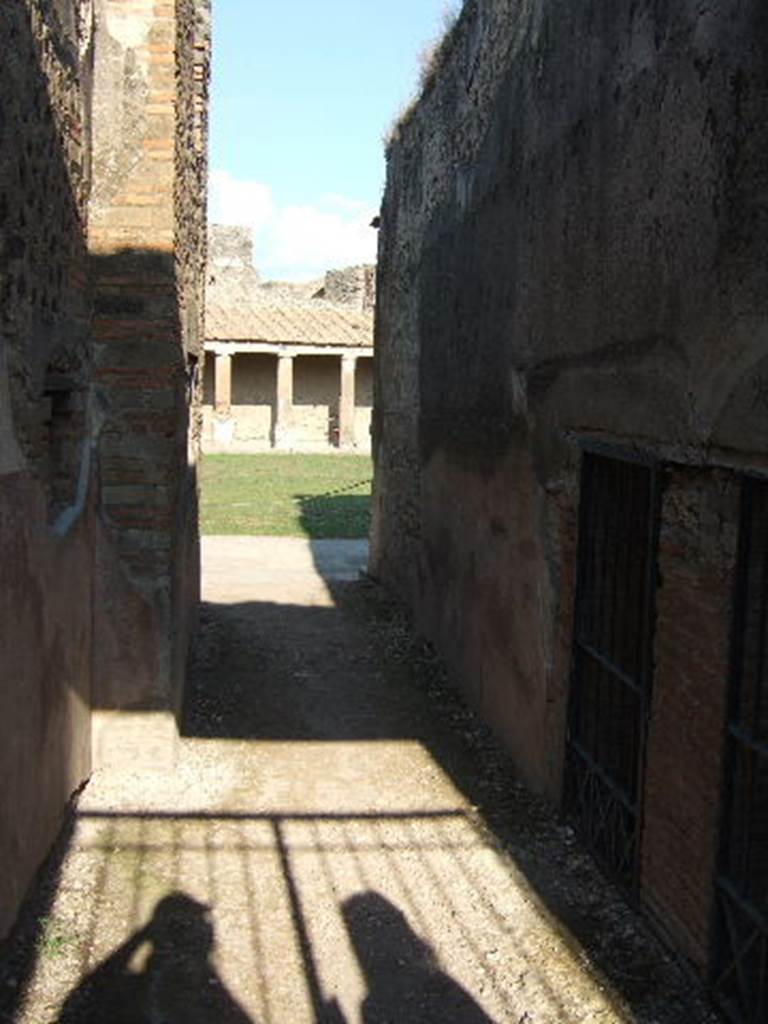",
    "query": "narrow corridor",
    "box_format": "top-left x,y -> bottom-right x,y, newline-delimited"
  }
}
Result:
3,539 -> 716,1023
